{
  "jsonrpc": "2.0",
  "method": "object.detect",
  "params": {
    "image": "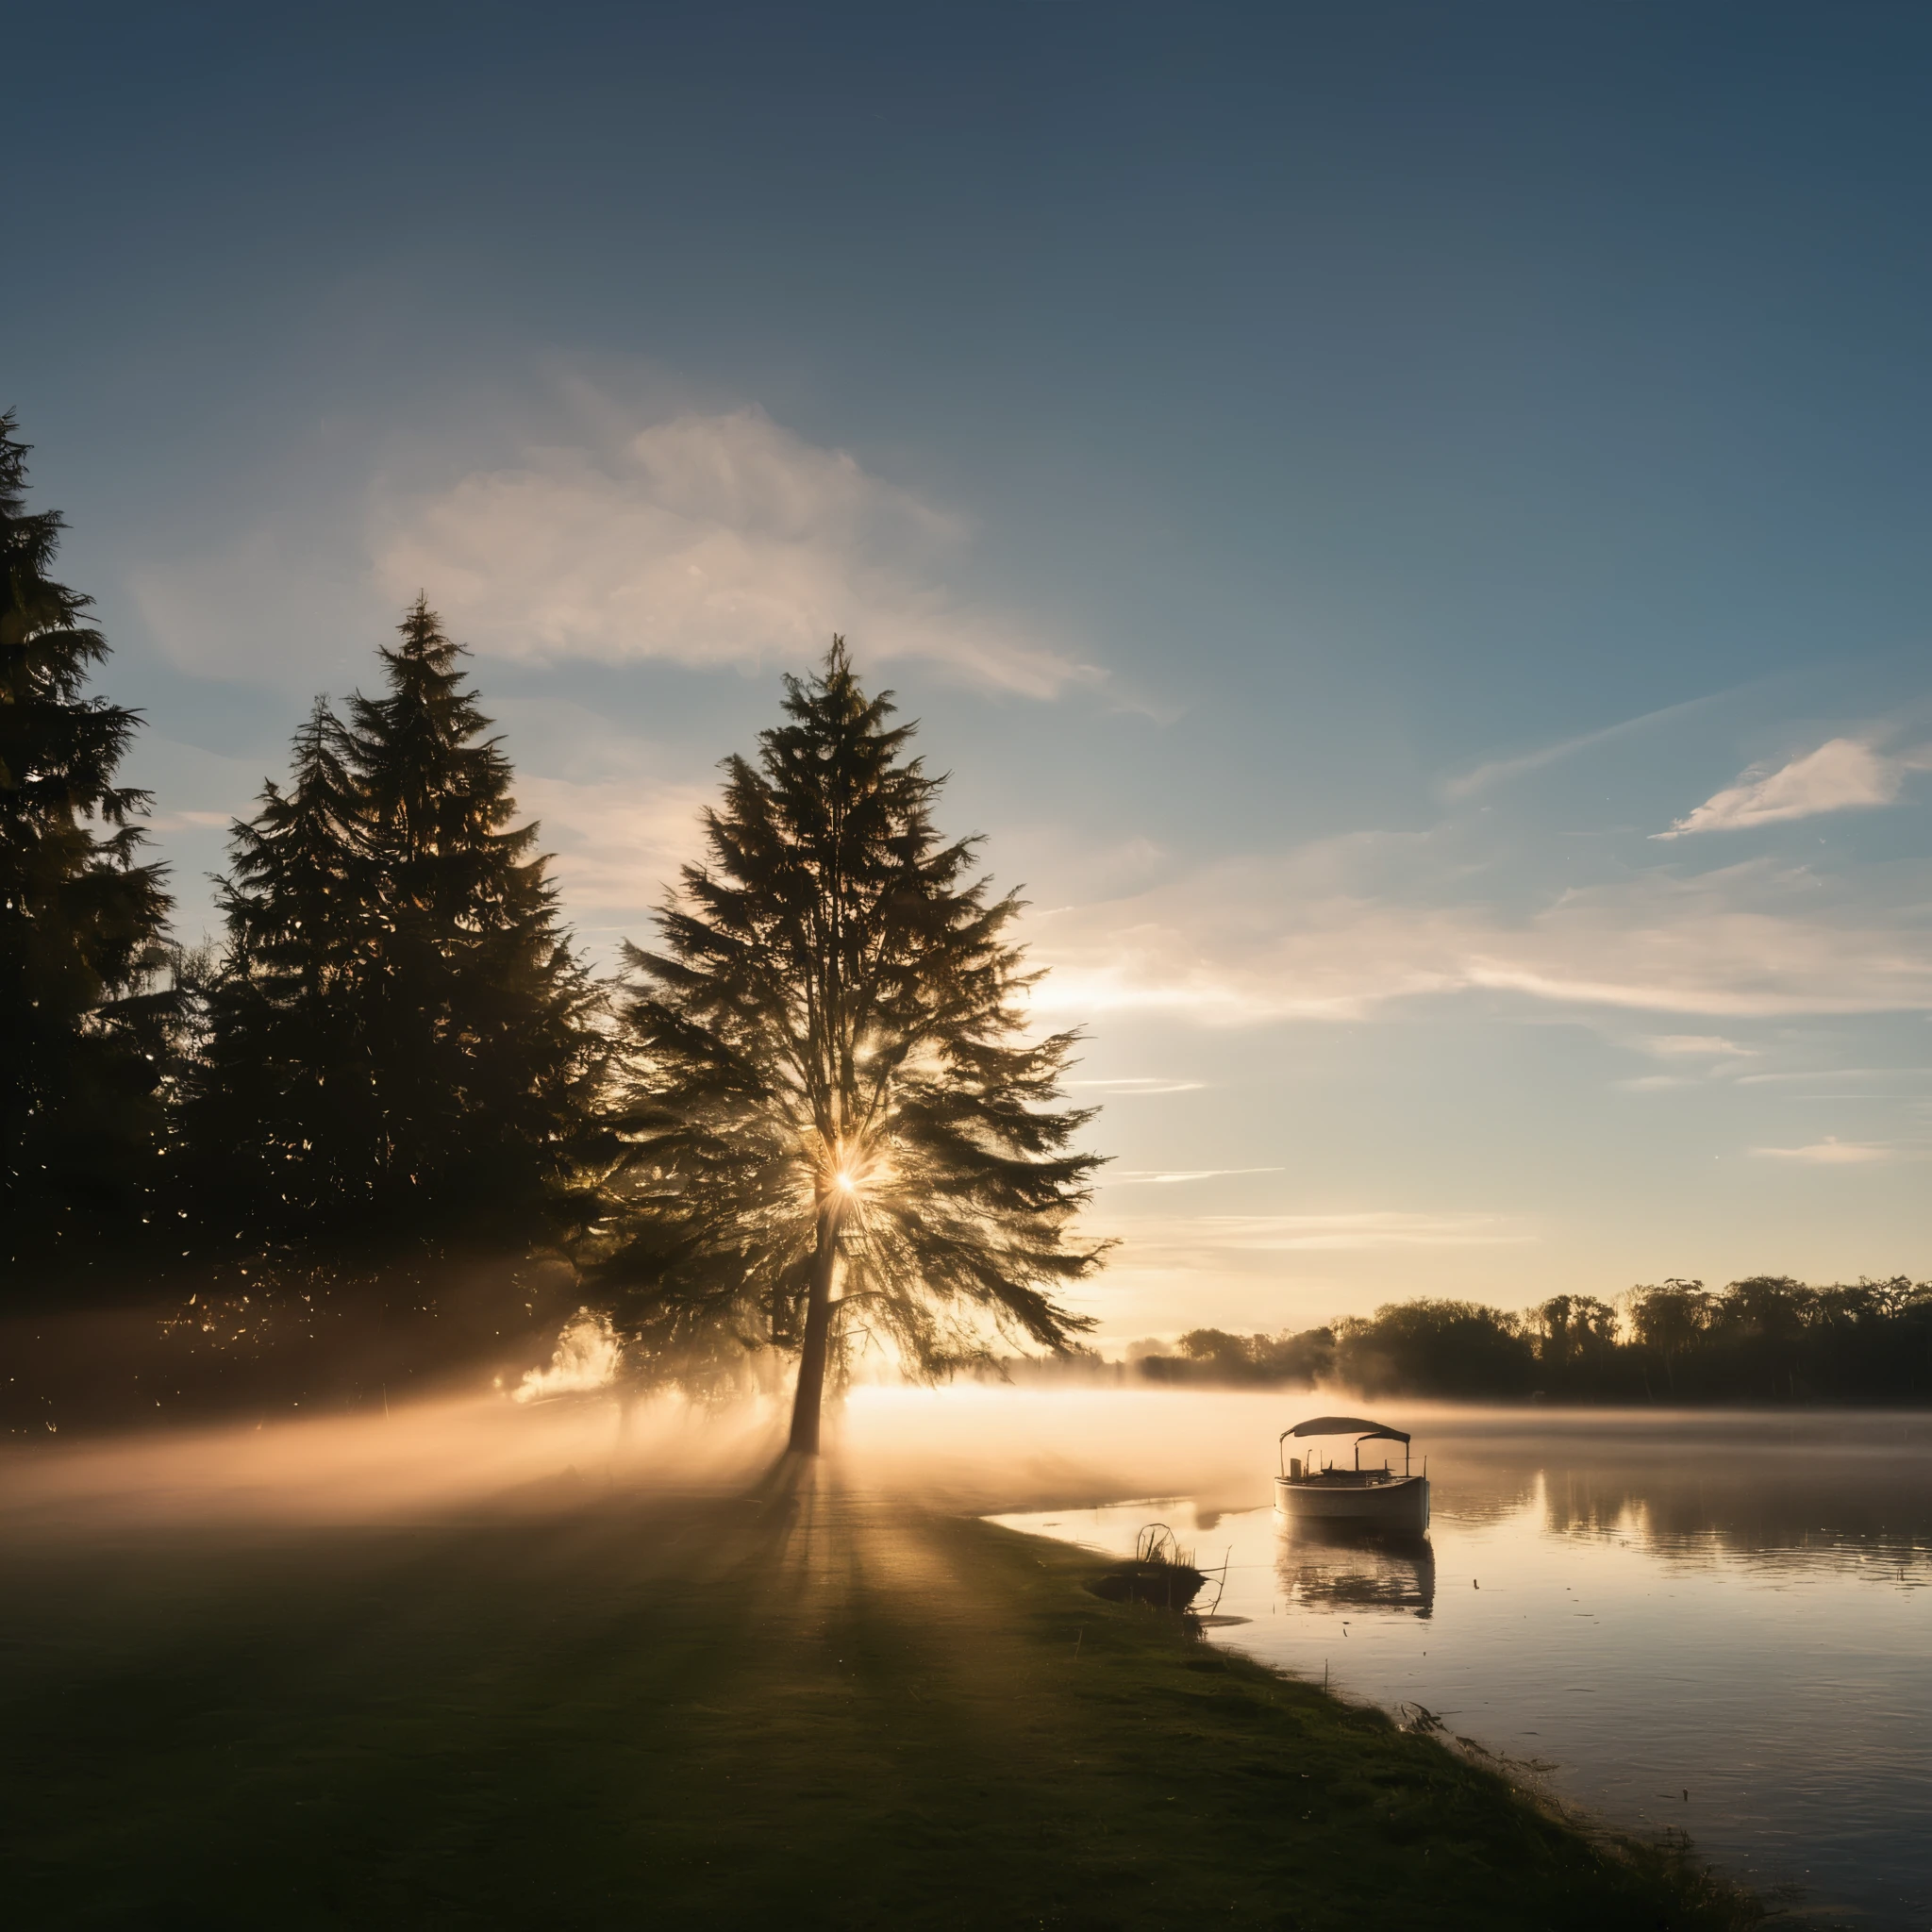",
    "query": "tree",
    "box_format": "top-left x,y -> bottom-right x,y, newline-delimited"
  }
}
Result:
0,413 -> 174,1293
595,641 -> 1108,1453
342,596 -> 605,1248
186,699 -> 375,1247
1137,1326 -> 1334,1387
1712,1274 -> 1814,1341
1333,1299 -> 1536,1398
1529,1294 -> 1620,1367
1624,1278 -> 1712,1394
190,599 -> 603,1261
